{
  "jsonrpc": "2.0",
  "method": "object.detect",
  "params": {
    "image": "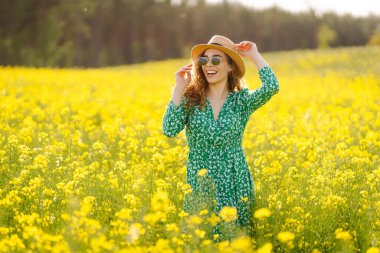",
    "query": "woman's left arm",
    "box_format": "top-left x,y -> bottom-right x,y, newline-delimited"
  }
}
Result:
235,41 -> 280,116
